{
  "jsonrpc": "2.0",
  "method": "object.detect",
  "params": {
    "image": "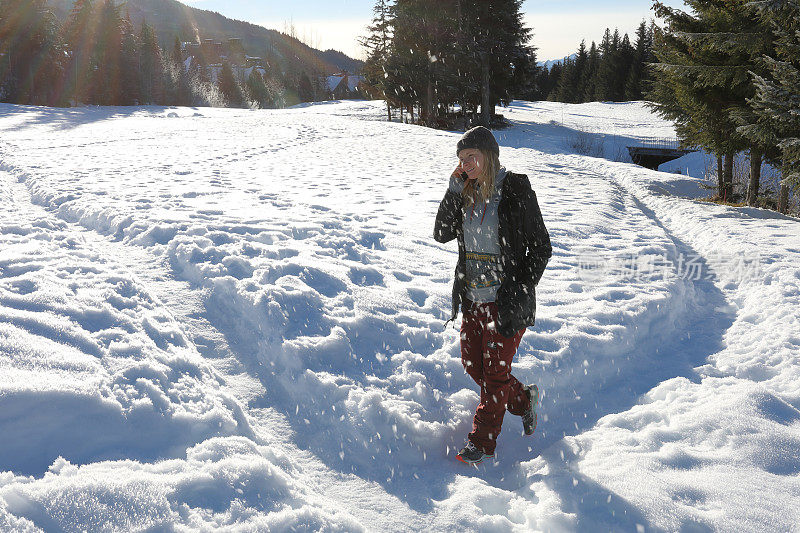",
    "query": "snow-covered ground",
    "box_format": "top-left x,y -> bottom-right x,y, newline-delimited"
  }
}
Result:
0,99 -> 798,532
